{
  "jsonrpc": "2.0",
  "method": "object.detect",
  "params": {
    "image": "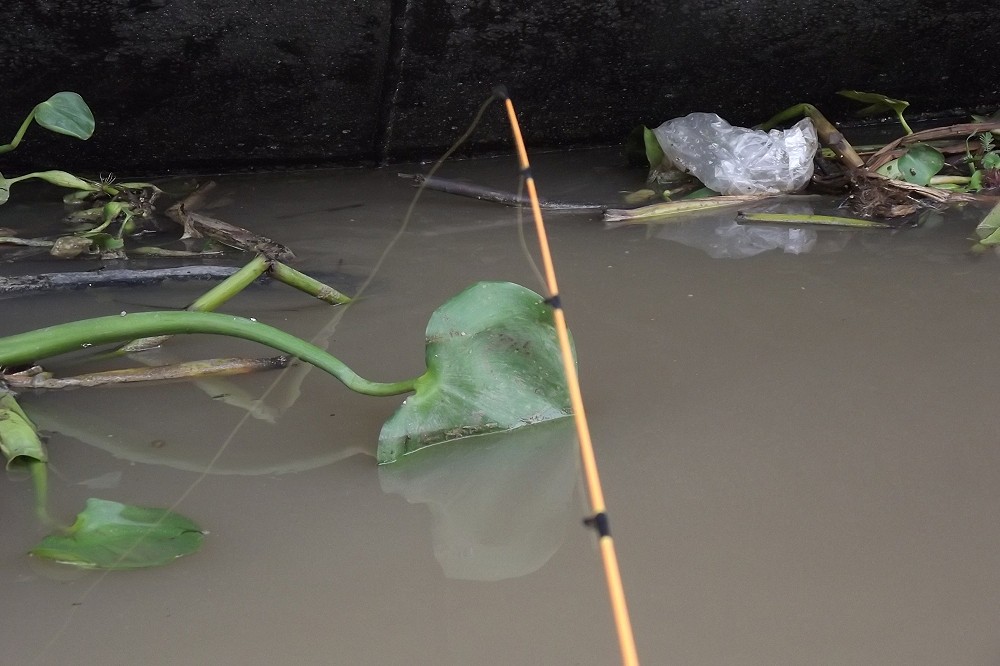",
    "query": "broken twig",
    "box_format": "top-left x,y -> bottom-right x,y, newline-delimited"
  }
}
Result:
3,357 -> 291,390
